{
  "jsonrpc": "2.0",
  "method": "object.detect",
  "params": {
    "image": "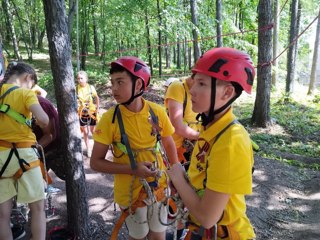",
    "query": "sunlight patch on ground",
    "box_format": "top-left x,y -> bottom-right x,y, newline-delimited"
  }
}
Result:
288,191 -> 320,200
89,197 -> 109,212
